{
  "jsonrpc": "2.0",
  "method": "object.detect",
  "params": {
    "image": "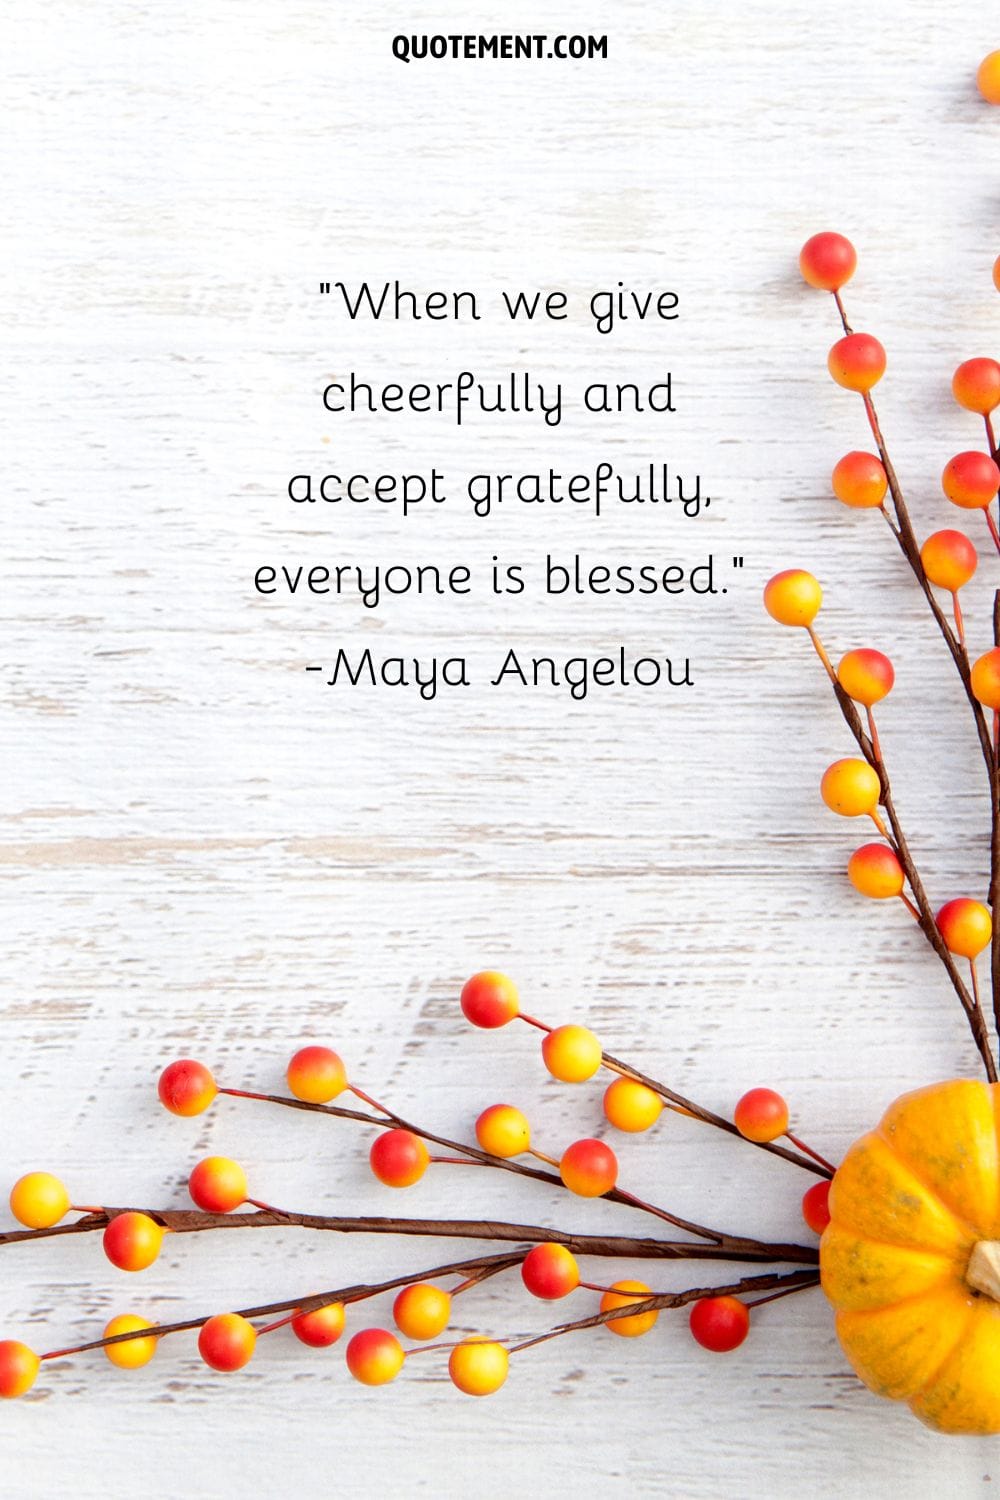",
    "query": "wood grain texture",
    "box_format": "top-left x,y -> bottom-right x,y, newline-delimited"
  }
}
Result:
2,0 -> 999,1494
